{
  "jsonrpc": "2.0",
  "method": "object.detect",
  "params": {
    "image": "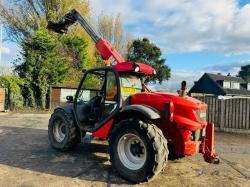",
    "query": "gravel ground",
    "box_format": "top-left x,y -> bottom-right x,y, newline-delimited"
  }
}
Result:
0,113 -> 249,187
